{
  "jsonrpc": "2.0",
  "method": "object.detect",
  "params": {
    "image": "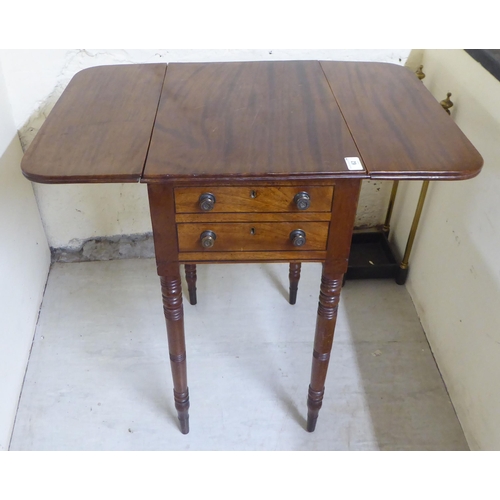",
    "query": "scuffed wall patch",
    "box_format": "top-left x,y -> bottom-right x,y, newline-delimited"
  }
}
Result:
355,180 -> 392,228
52,232 -> 155,263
